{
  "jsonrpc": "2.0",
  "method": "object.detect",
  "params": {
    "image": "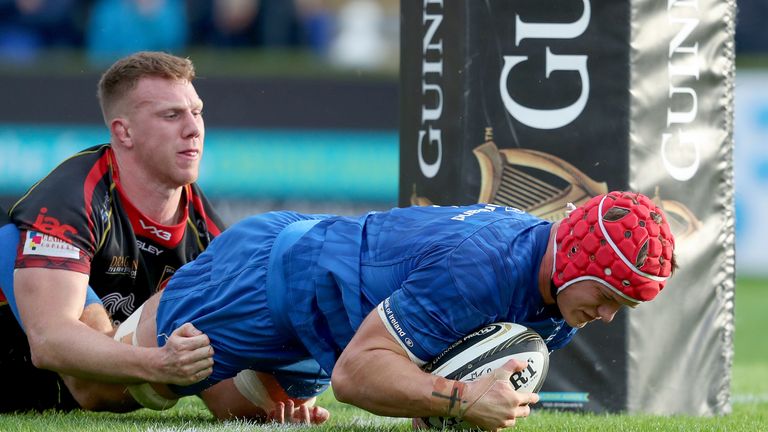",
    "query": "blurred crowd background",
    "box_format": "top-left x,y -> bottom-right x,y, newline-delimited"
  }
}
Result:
0,0 -> 766,69
0,0 -> 399,71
